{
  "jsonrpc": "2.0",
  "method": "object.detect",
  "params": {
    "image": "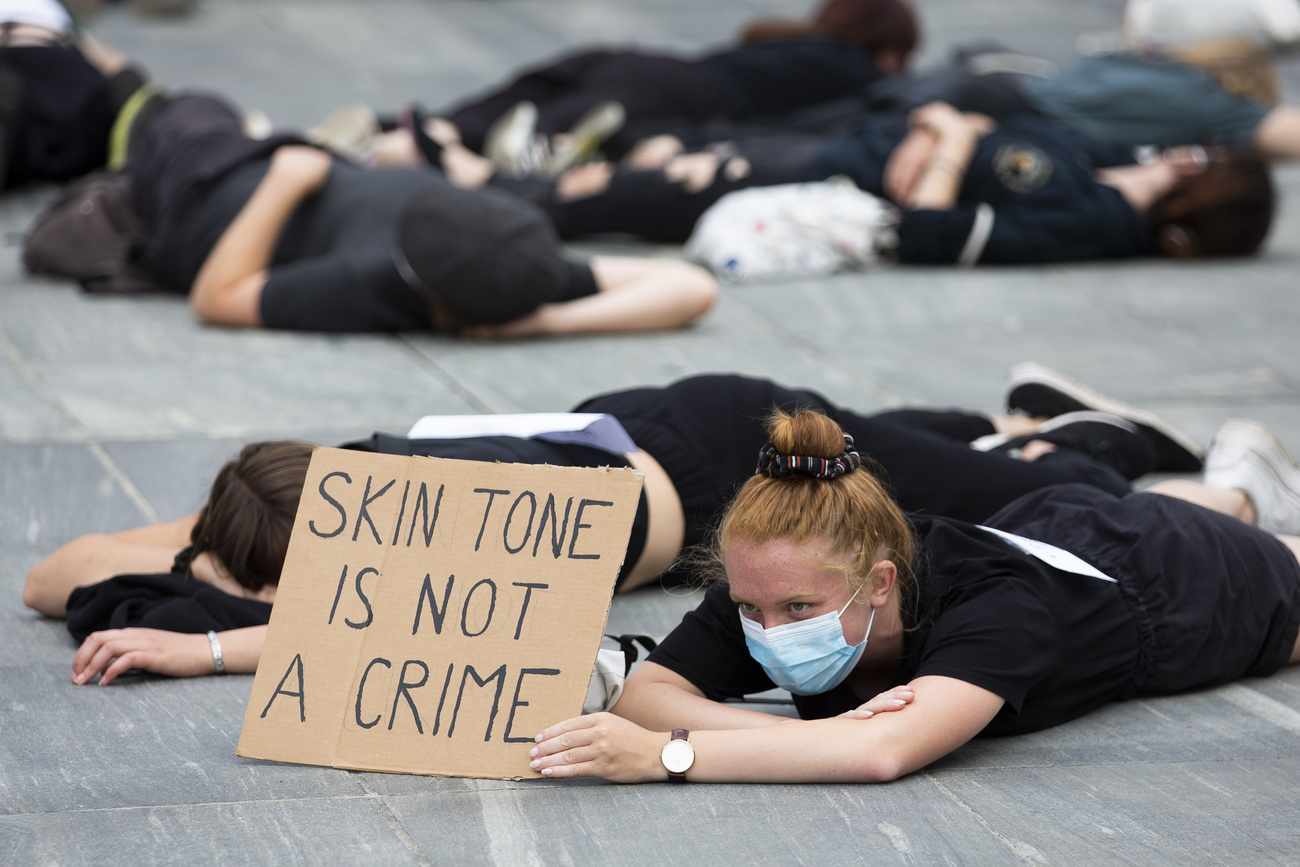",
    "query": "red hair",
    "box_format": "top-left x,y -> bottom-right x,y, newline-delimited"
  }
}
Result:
741,0 -> 921,66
